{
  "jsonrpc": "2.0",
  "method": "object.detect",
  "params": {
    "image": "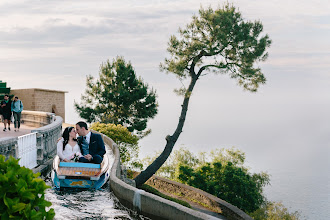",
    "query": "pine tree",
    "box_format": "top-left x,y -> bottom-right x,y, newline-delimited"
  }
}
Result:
75,57 -> 158,135
134,3 -> 271,187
